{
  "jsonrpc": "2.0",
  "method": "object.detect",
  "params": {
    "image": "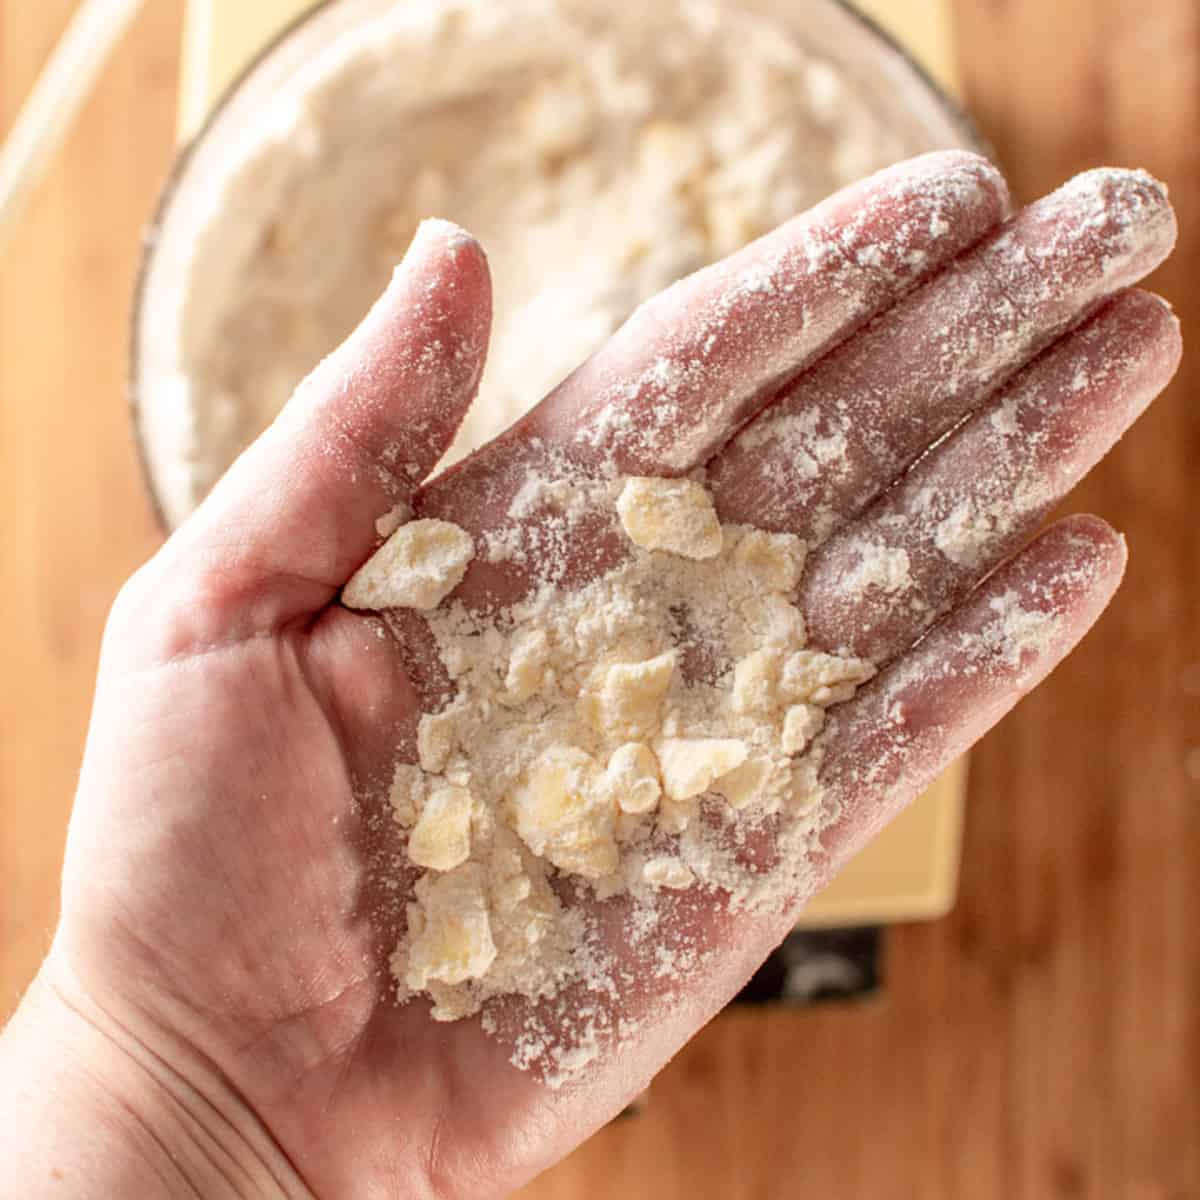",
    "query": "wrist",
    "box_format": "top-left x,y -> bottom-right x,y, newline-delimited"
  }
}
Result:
0,955 -> 312,1200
